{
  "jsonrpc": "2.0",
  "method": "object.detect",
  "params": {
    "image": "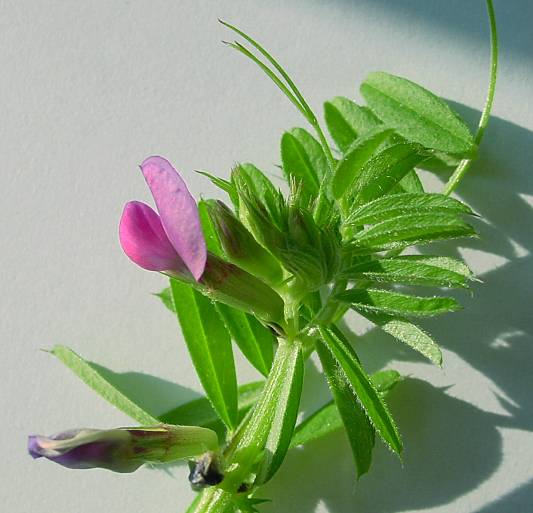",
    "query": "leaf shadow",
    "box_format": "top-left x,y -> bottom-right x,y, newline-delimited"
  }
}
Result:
266,109 -> 533,511
353,105 -> 533,435
263,378 -> 507,512
472,478 -> 533,513
323,0 -> 532,62
89,362 -> 201,419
